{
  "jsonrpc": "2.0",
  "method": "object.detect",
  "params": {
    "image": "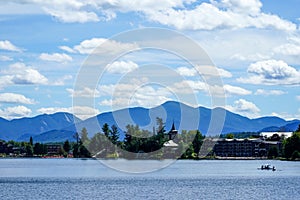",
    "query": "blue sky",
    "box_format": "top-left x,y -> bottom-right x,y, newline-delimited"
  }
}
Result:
0,0 -> 299,120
